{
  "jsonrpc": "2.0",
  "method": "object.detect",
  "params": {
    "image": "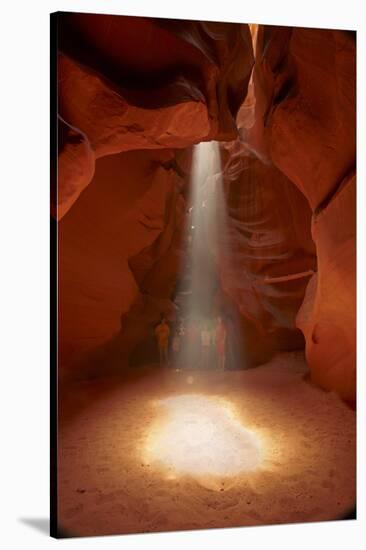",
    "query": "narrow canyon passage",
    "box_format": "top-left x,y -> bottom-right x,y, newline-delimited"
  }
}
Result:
56,140 -> 354,535
58,353 -> 355,537
54,14 -> 356,538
